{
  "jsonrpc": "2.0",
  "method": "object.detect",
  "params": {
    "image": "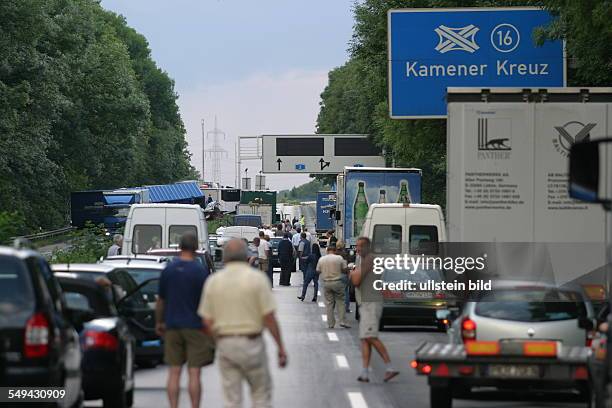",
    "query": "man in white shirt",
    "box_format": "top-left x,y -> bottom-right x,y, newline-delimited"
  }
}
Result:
303,228 -> 312,243
256,233 -> 271,276
316,244 -> 350,329
291,227 -> 302,249
263,226 -> 274,239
